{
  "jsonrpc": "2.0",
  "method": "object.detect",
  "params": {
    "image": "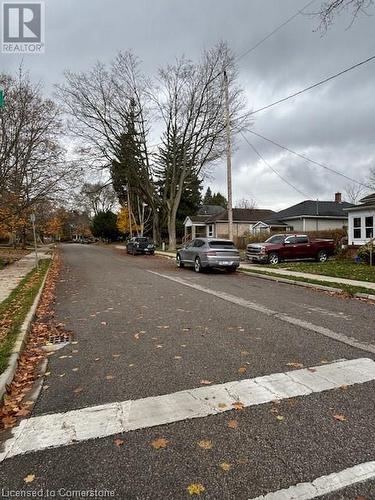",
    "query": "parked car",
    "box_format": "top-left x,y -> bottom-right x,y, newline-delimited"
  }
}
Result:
126,237 -> 155,255
176,238 -> 240,273
246,234 -> 335,265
